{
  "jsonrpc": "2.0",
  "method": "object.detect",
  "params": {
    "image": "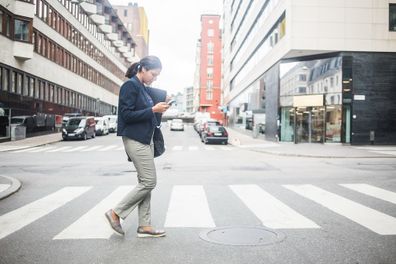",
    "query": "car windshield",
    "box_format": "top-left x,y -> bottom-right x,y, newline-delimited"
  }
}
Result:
67,118 -> 85,127
11,118 -> 24,124
207,121 -> 220,126
209,126 -> 225,132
